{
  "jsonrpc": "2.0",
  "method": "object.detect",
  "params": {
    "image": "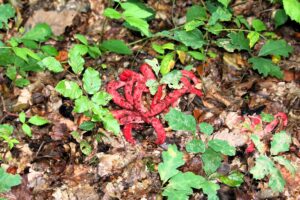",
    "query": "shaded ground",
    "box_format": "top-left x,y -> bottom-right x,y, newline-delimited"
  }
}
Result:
0,0 -> 299,199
